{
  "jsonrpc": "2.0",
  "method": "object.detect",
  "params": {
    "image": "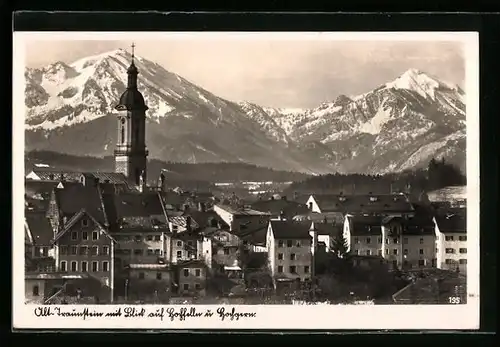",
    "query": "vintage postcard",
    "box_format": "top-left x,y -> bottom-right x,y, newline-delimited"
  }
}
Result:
13,31 -> 479,330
